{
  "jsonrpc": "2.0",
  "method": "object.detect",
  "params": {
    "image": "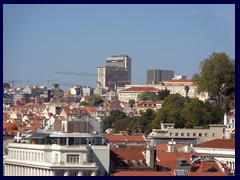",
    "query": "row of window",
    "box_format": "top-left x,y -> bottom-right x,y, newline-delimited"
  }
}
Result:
169,132 -> 215,138
8,149 -> 44,162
